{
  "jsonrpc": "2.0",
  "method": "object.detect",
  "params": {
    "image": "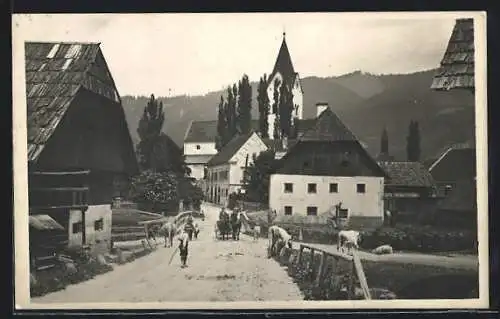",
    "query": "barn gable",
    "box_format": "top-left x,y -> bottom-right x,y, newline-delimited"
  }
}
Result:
25,42 -> 137,174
